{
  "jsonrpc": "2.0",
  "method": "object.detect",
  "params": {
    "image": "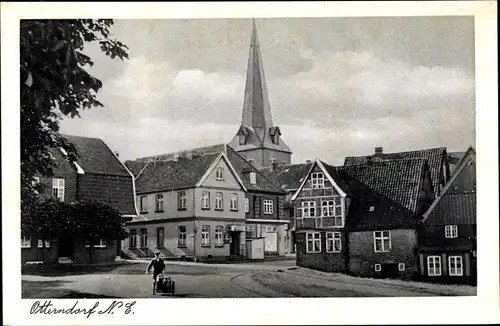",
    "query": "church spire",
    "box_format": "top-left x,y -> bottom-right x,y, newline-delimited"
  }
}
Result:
241,19 -> 273,129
